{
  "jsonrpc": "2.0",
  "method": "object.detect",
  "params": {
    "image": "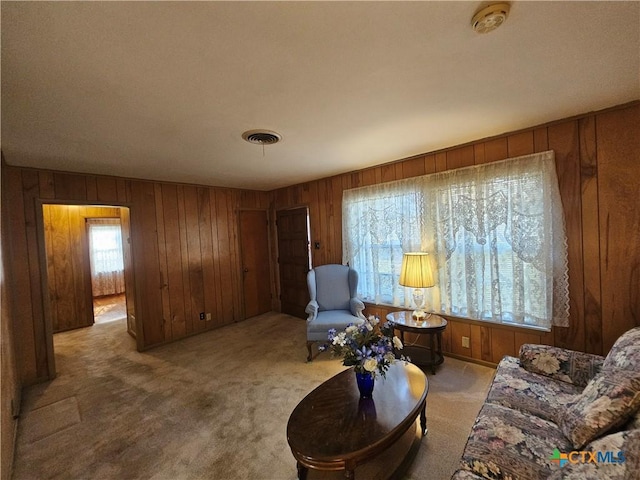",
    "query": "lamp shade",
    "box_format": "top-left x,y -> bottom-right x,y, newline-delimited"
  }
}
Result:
399,253 -> 435,288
